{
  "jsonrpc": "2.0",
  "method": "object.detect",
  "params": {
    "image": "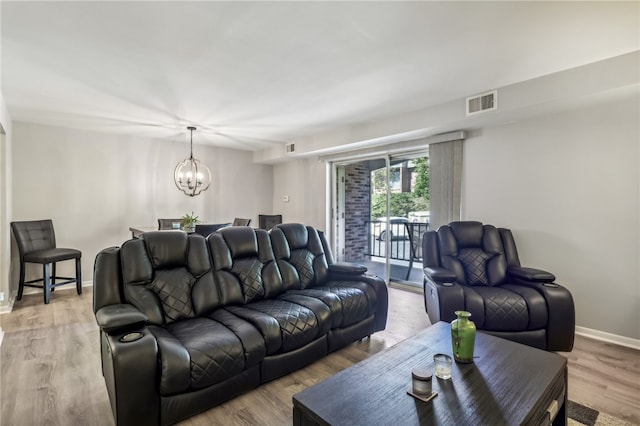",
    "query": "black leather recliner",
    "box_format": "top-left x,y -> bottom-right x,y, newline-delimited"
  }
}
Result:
422,221 -> 574,352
